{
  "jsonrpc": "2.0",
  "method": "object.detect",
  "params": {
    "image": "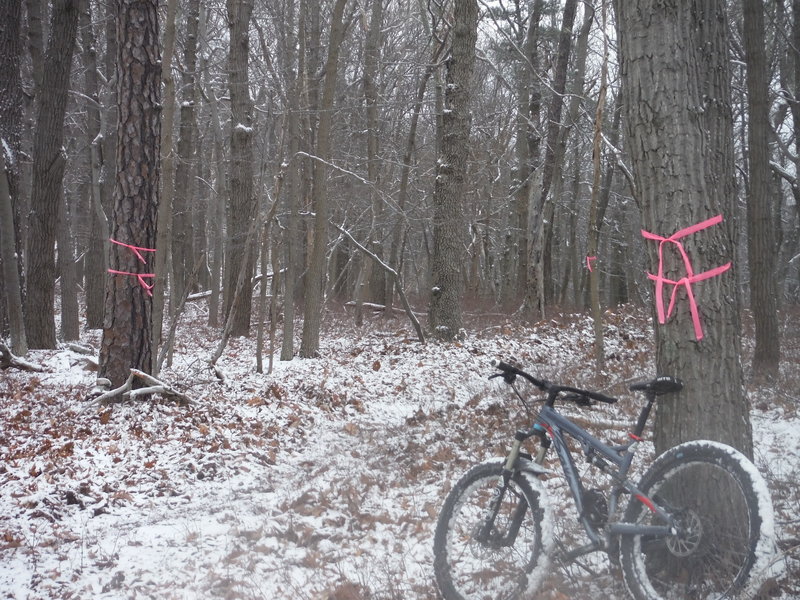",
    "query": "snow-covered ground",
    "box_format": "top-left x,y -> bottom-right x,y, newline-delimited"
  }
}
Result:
1,306 -> 798,599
